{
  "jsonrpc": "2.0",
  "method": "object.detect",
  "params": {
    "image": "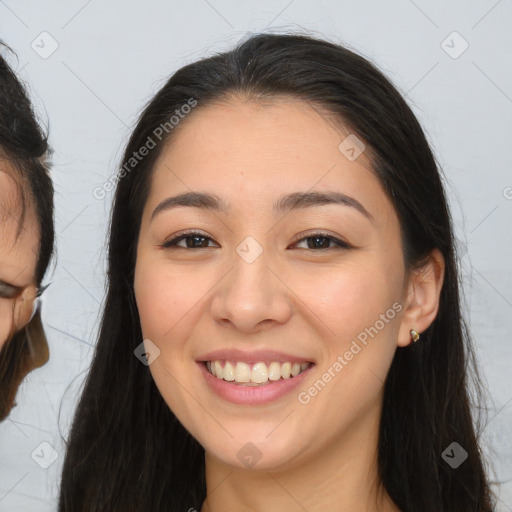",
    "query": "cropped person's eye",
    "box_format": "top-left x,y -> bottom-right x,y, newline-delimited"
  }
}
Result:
0,280 -> 22,299
160,229 -> 351,251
